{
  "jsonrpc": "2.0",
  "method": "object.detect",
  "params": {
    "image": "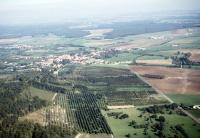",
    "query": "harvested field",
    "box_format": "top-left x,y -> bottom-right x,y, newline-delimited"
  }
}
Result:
136,59 -> 172,65
191,54 -> 200,62
130,65 -> 200,94
115,38 -> 165,50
